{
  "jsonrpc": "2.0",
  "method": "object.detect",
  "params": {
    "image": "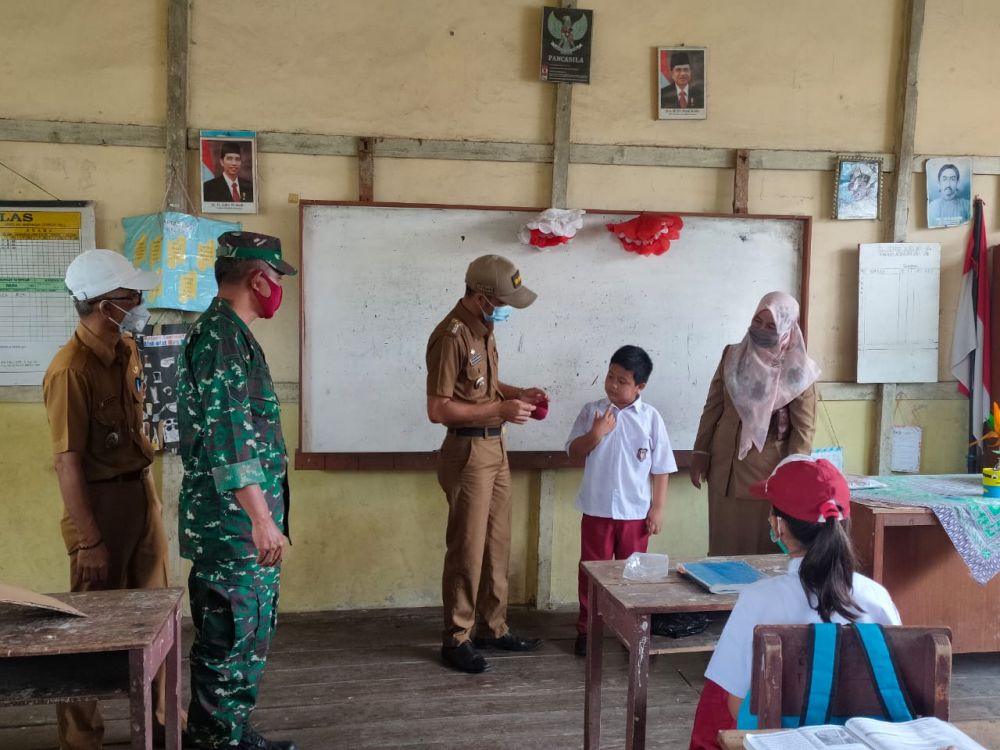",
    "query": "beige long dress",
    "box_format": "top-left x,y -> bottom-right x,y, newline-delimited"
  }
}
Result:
693,348 -> 817,555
